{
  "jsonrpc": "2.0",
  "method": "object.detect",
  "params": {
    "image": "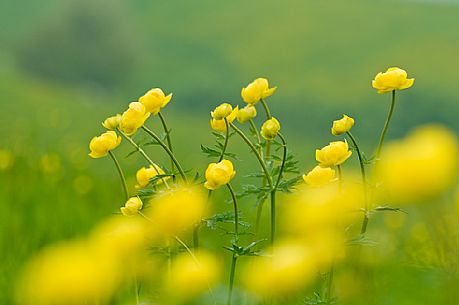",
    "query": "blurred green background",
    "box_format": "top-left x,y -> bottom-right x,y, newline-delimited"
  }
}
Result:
1,0 -> 459,304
